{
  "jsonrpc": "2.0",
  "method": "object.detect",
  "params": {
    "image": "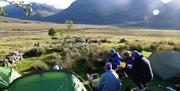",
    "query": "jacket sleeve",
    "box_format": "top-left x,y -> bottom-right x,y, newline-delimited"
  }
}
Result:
96,74 -> 107,90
